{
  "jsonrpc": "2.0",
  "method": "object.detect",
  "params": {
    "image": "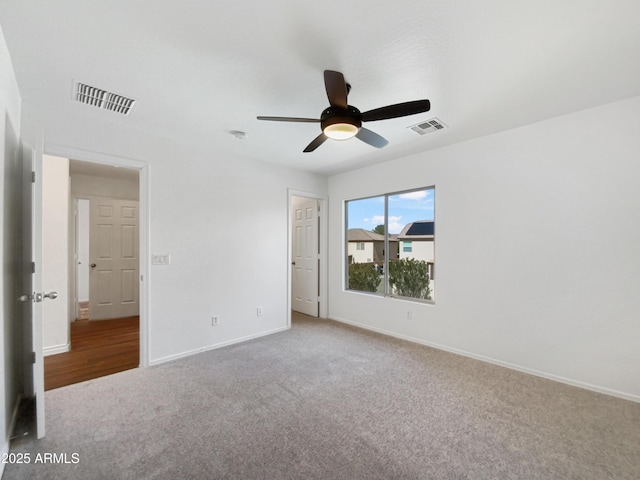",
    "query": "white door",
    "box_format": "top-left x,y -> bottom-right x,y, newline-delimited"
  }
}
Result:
20,142 -> 47,438
291,198 -> 319,317
89,197 -> 139,320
